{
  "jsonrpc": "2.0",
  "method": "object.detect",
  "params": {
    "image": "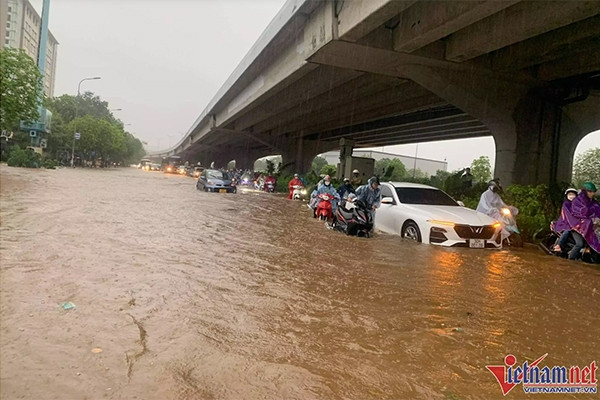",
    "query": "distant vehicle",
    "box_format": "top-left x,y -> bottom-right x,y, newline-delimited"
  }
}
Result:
239,173 -> 254,187
187,166 -> 204,178
196,169 -> 236,193
149,163 -> 161,171
376,182 -> 502,248
177,165 -> 187,175
139,158 -> 152,169
162,156 -> 182,174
